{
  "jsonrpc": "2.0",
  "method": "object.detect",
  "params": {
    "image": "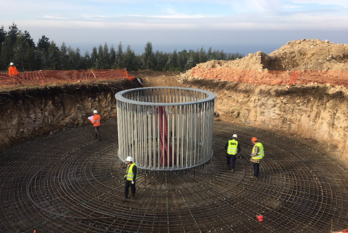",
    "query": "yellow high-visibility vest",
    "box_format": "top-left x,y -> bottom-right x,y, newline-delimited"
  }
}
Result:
252,143 -> 264,160
126,163 -> 137,181
227,140 -> 238,155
